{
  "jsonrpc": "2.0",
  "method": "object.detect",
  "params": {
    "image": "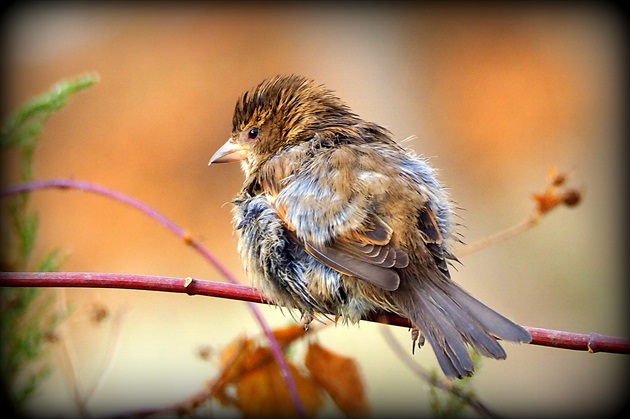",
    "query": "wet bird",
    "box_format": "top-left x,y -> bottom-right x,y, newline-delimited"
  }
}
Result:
209,75 -> 530,378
